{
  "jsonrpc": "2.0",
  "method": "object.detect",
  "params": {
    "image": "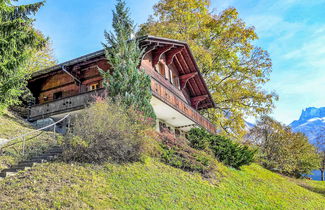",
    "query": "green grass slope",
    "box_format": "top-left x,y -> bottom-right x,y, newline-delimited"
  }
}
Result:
0,111 -> 57,170
0,111 -> 324,209
0,159 -> 324,209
